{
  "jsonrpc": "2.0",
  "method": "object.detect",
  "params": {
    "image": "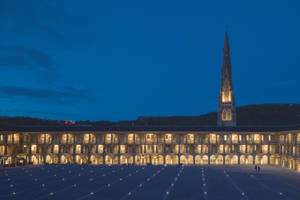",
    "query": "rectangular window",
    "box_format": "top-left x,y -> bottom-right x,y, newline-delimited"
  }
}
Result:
54,145 -> 59,154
